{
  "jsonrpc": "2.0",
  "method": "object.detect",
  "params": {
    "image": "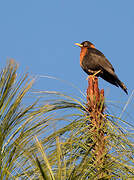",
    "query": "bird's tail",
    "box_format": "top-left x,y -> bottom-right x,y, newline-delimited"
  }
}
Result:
116,79 -> 128,95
